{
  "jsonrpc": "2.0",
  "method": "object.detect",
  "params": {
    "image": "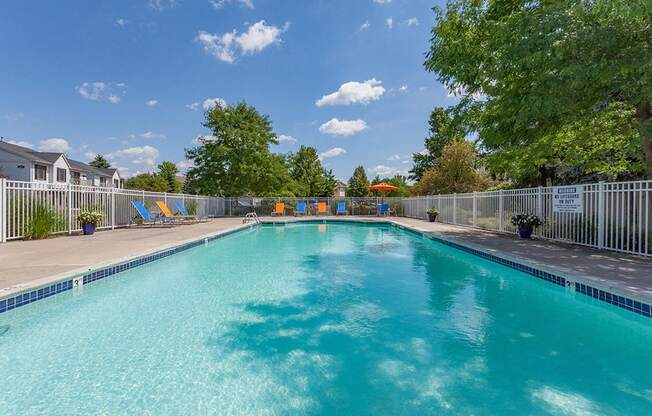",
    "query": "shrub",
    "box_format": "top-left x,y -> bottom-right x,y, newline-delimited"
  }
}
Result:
185,200 -> 198,215
24,204 -> 65,240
